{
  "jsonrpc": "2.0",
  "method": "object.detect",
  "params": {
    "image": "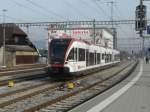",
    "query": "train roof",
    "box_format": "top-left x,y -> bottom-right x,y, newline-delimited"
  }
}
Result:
50,37 -> 119,52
